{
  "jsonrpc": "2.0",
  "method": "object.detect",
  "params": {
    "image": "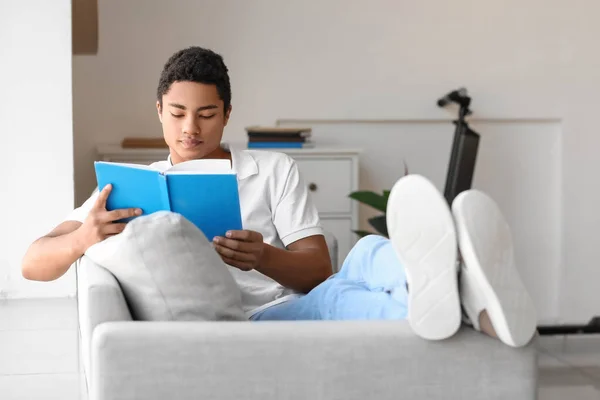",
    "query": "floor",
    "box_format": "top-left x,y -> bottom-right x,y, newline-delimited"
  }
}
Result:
0,299 -> 599,399
0,299 -> 86,400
